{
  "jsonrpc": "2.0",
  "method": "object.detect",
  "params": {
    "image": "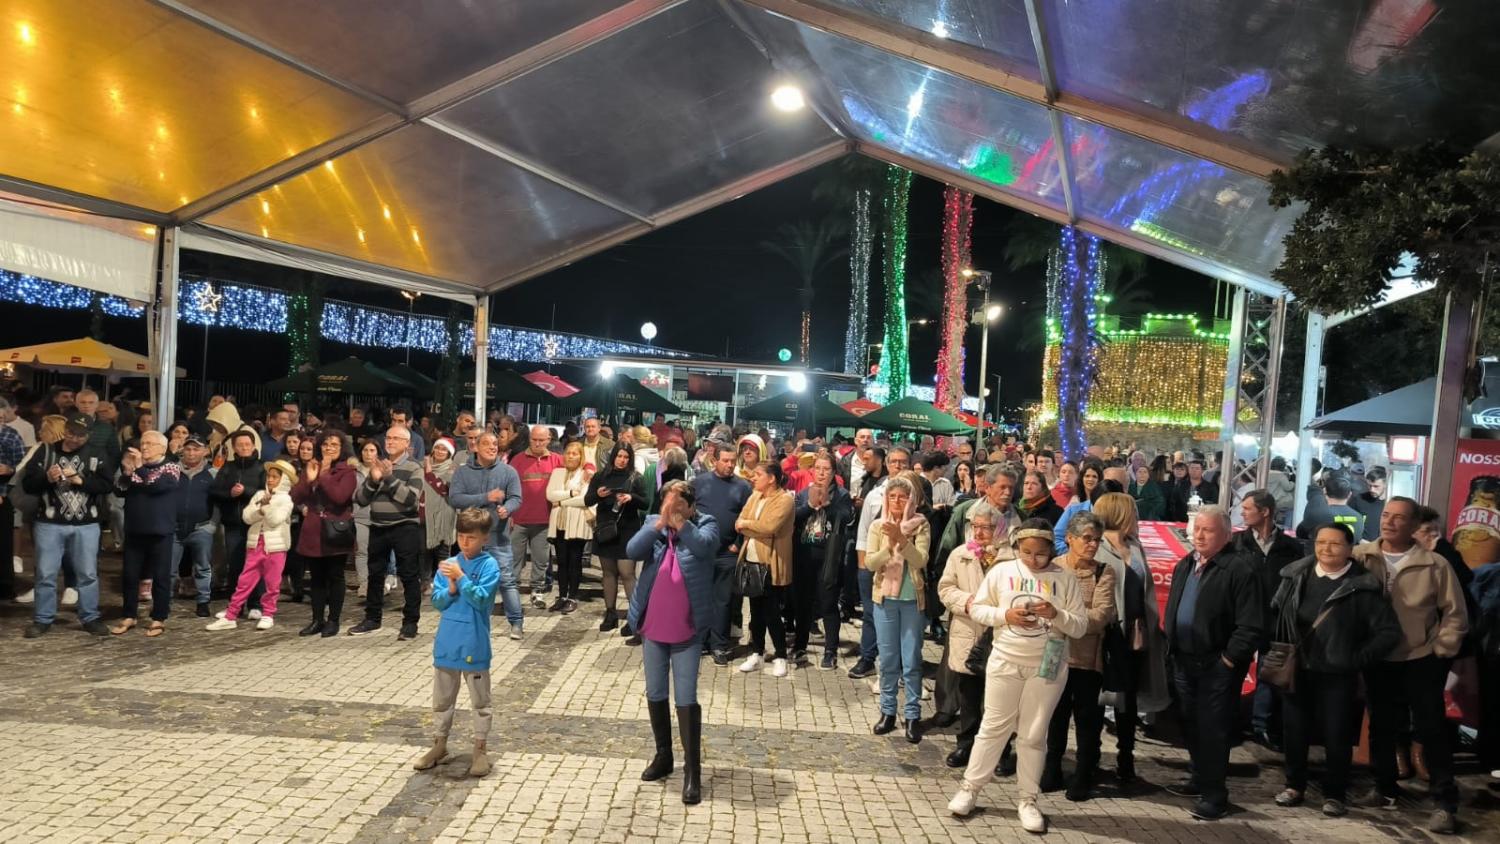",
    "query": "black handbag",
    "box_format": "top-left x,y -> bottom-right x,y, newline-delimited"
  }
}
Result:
734,561 -> 770,598
593,517 -> 620,545
1259,587 -> 1331,694
965,628 -> 994,675
320,509 -> 355,549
